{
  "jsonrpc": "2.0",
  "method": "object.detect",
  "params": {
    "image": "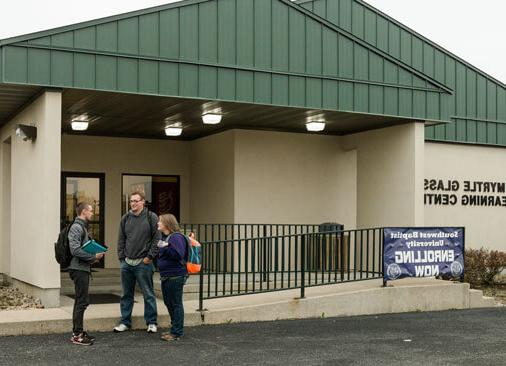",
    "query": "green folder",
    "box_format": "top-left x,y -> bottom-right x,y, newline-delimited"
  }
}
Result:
82,239 -> 108,254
